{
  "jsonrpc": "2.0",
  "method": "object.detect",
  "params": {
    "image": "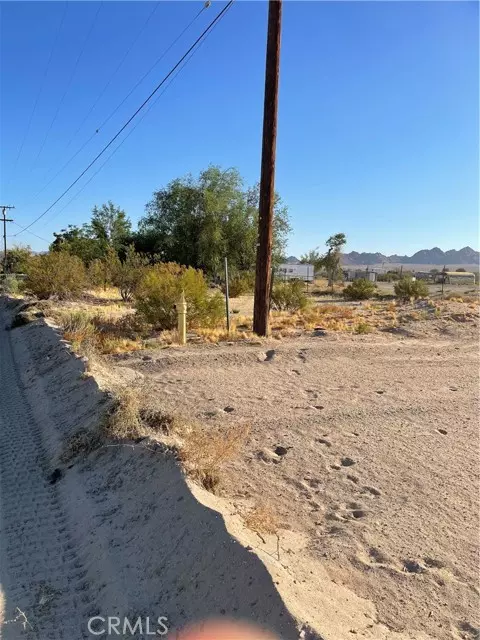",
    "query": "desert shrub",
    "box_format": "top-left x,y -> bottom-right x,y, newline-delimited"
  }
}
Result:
244,502 -> 280,535
394,278 -> 429,300
135,263 -> 224,330
1,274 -> 20,294
25,252 -> 86,299
180,423 -> 250,493
223,271 -> 254,298
343,279 -> 377,301
112,244 -> 148,302
270,280 -> 309,311
105,387 -> 145,440
354,321 -> 373,334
